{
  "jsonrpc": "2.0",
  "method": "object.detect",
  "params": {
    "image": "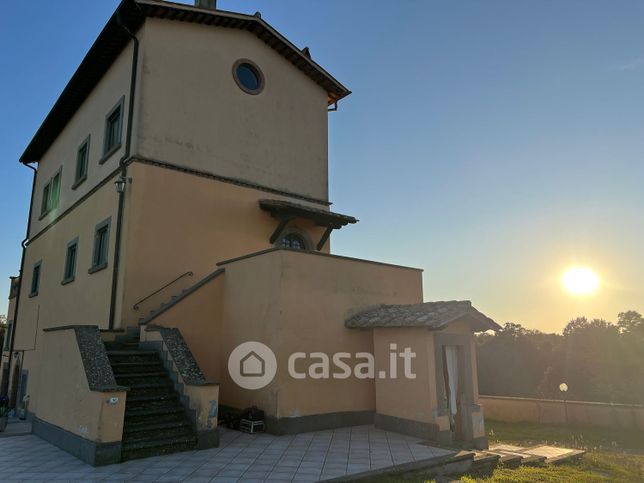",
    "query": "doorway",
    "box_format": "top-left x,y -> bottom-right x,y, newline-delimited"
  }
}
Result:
442,345 -> 464,441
